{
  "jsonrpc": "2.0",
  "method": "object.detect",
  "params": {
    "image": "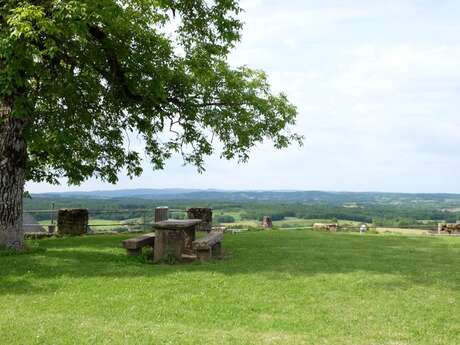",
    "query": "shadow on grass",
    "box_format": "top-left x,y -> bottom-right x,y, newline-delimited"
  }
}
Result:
1,230 -> 459,295
0,278 -> 60,295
